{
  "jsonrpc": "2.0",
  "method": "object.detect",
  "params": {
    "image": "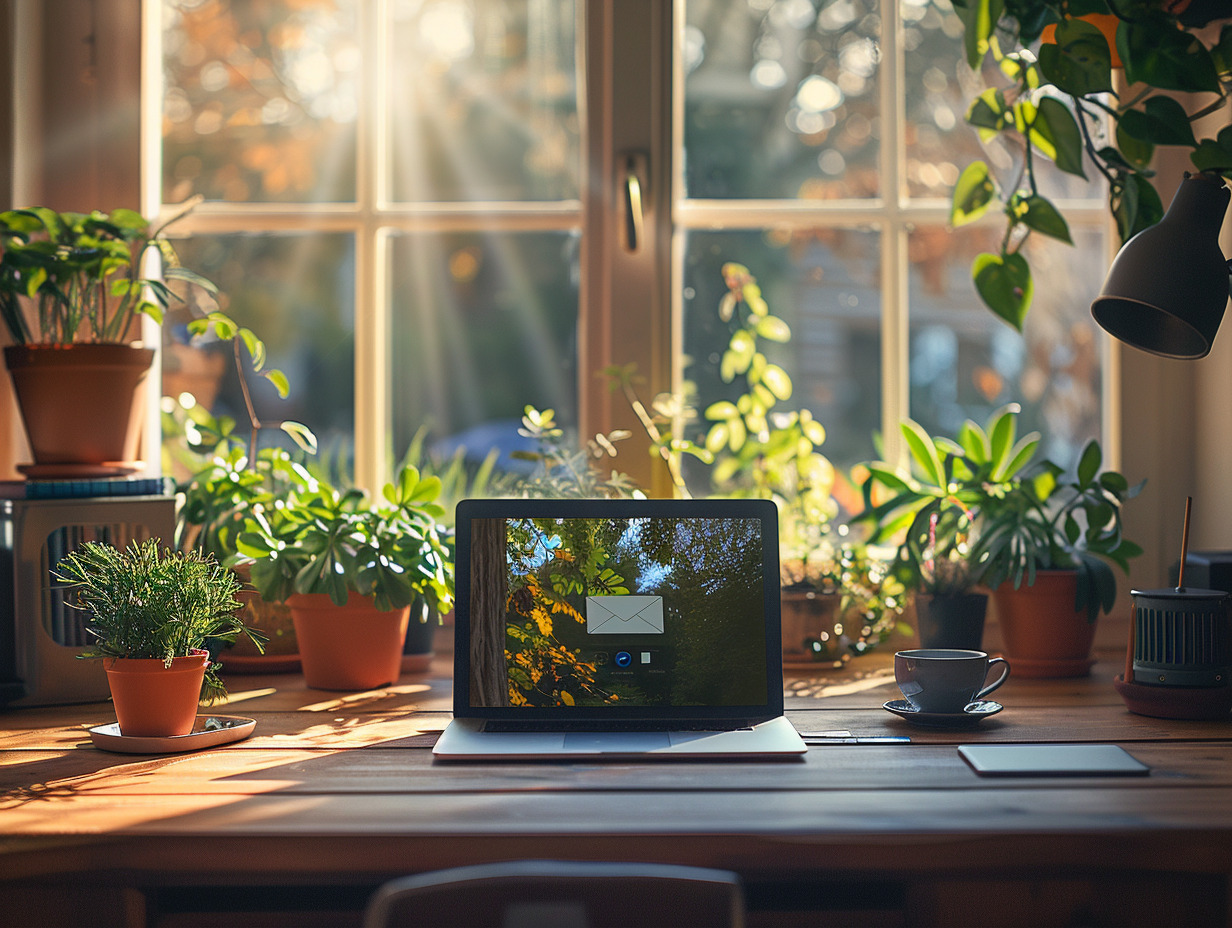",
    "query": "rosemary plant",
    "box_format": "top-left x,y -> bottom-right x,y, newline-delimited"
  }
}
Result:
55,539 -> 265,702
